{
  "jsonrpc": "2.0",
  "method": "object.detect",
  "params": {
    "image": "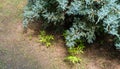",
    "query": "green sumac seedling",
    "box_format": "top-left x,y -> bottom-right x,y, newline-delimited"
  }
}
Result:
38,31 -> 54,47
23,0 -> 120,49
68,40 -> 85,55
65,56 -> 81,64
